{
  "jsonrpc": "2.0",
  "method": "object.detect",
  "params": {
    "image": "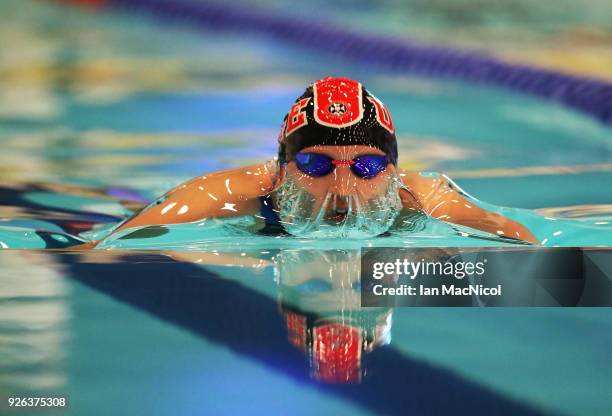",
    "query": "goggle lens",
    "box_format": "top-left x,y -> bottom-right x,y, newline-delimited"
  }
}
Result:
295,153 -> 388,179
294,152 -> 333,177
352,154 -> 388,179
